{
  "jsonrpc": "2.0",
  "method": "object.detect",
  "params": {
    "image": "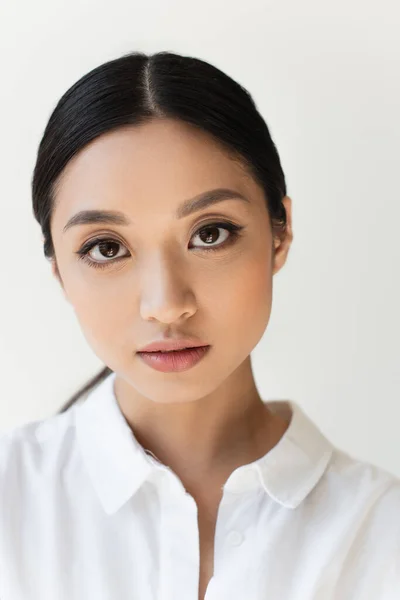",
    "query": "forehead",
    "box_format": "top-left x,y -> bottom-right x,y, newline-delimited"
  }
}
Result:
52,118 -> 260,226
